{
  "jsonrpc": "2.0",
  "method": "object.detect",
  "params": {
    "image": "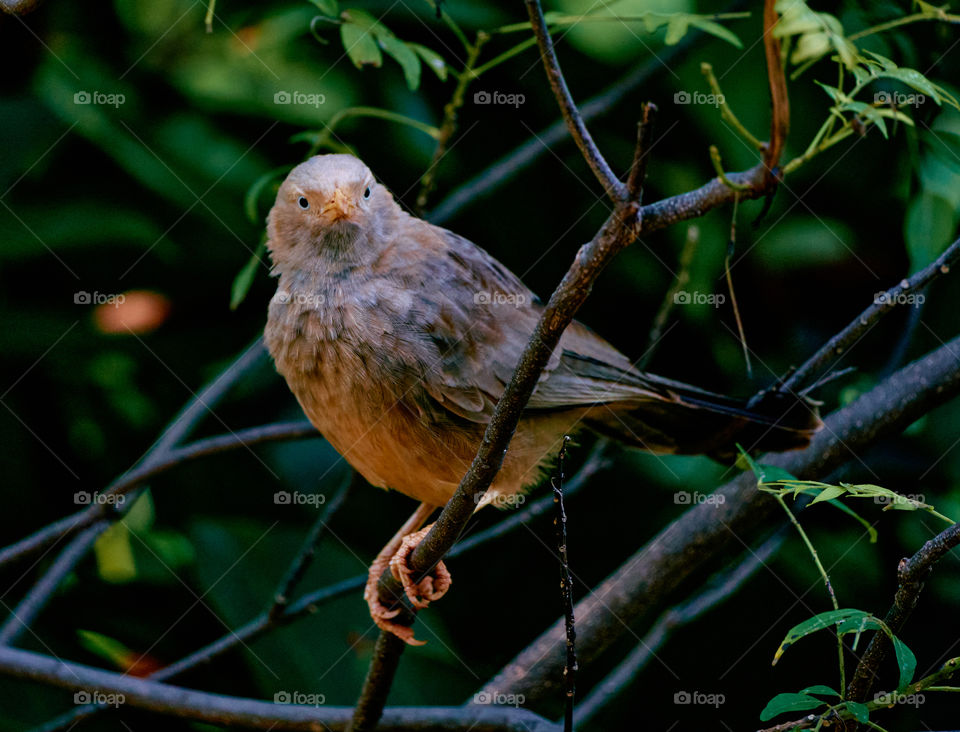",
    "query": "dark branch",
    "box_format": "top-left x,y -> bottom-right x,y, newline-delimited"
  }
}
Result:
844,522 -> 960,707
524,0 -> 625,202
782,234 -> 960,394
478,334 -> 960,706
0,645 -> 559,732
